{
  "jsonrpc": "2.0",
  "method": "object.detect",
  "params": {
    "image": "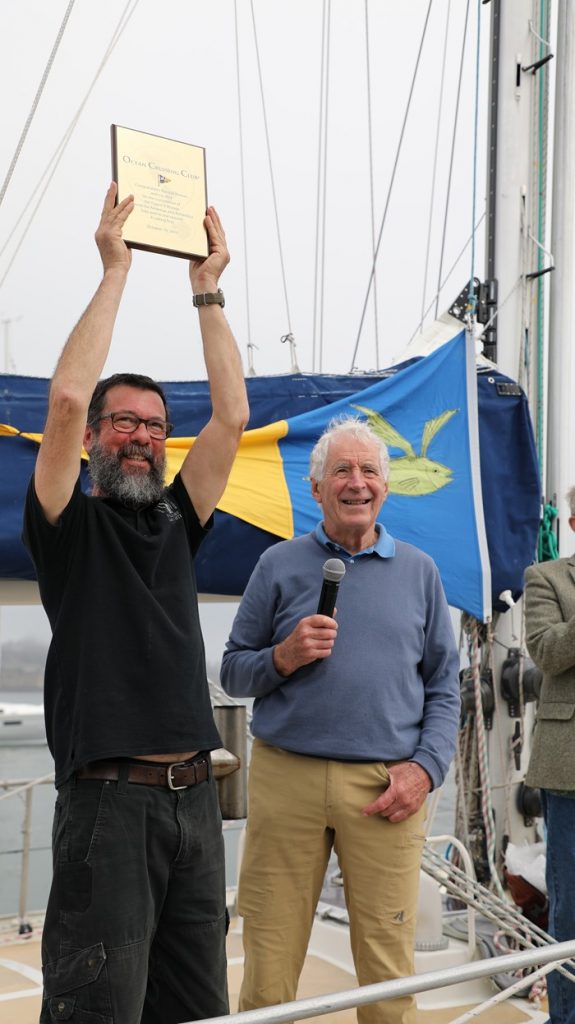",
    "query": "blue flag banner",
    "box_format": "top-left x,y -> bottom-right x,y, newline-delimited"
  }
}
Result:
0,333 -> 540,619
278,330 -> 491,620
